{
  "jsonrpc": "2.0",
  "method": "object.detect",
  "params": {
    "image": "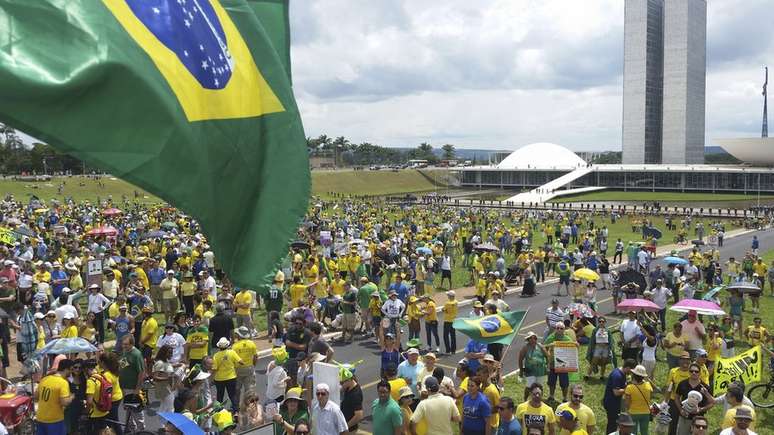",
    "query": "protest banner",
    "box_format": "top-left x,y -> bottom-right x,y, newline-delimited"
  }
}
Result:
0,228 -> 16,246
553,341 -> 579,373
86,259 -> 103,289
713,345 -> 762,394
